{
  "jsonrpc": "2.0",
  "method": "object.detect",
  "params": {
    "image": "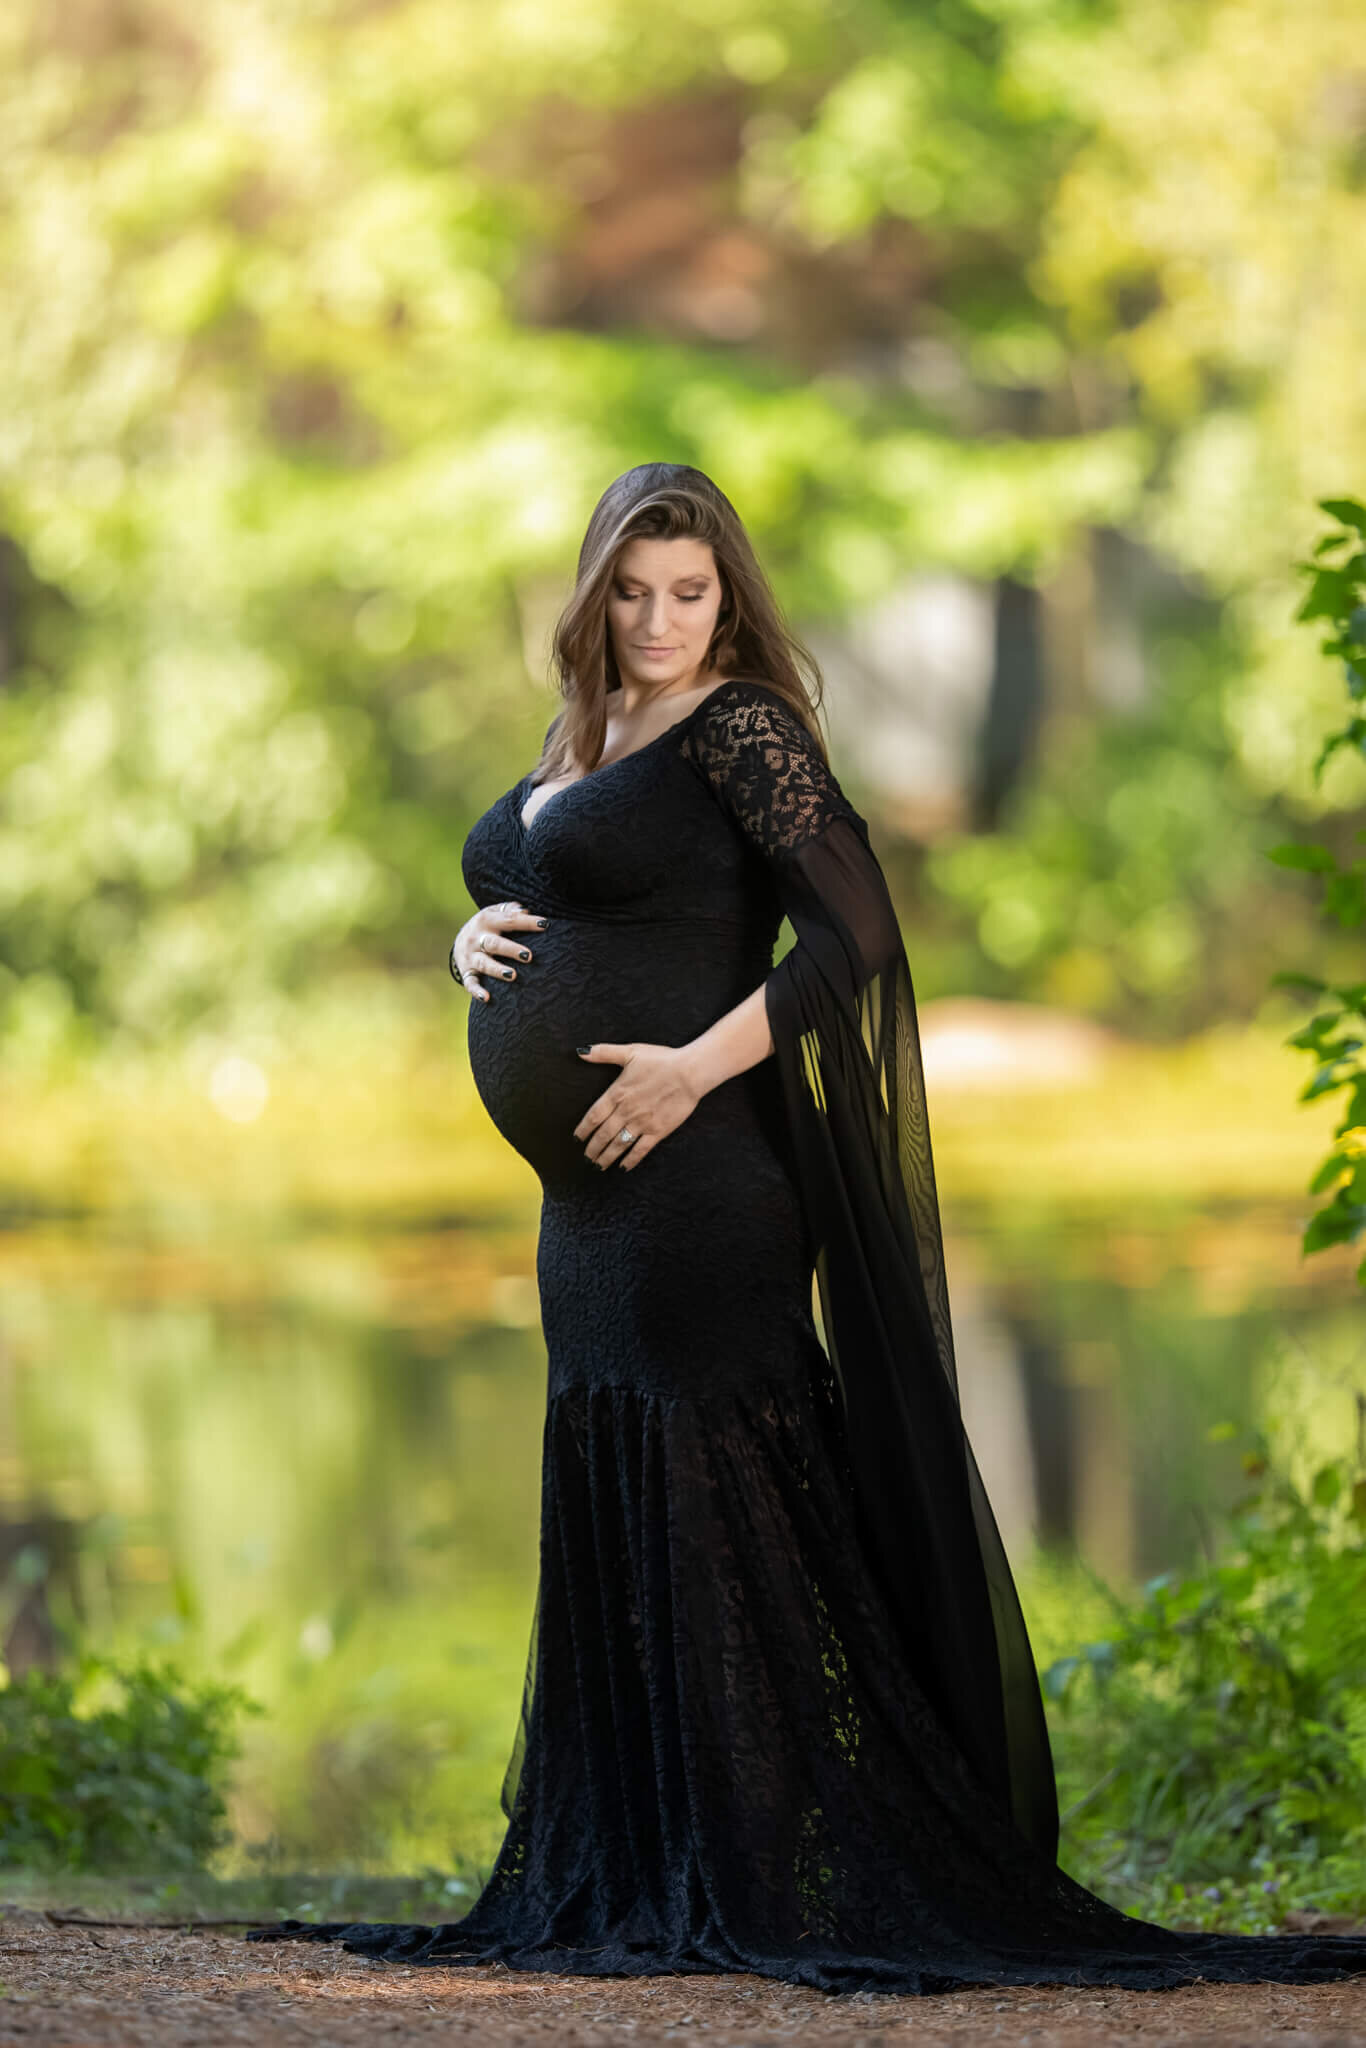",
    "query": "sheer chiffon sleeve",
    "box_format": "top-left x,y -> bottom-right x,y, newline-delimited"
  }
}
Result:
685,683 -> 1061,1864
